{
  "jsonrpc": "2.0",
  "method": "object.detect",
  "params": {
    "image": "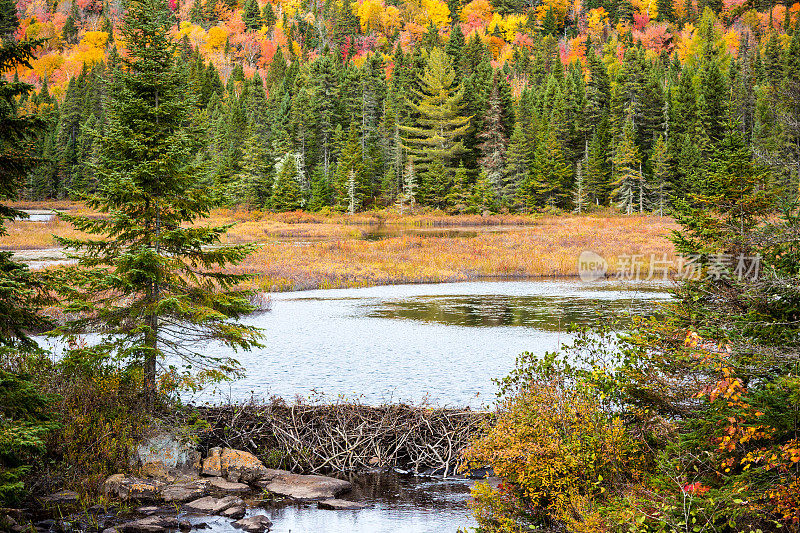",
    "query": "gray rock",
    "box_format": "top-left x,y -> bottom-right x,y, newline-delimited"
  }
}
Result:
42,490 -> 79,504
135,506 -> 161,516
317,499 -> 367,510
220,505 -> 246,519
206,477 -> 250,494
134,428 -> 201,476
232,515 -> 272,533
183,495 -> 244,515
117,515 -> 181,533
161,480 -> 208,502
103,474 -> 166,501
258,473 -> 351,500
